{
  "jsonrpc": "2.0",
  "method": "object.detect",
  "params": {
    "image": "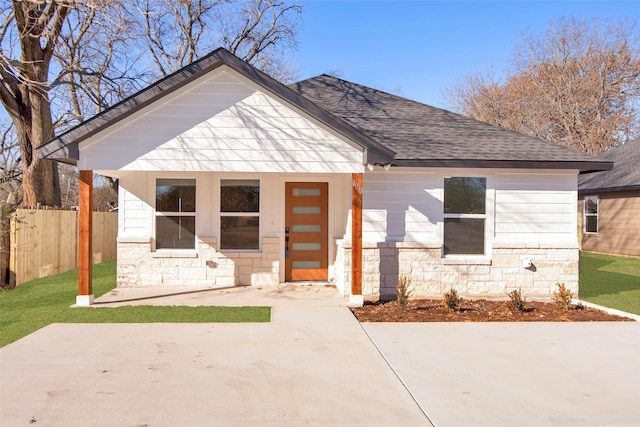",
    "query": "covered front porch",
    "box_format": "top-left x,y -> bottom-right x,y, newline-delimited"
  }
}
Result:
75,170 -> 366,306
